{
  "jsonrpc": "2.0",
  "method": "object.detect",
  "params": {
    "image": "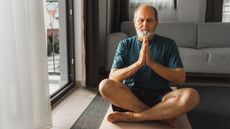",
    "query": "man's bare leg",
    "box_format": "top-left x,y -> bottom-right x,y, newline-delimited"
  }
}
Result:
107,88 -> 200,125
99,79 -> 179,127
99,79 -> 149,112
